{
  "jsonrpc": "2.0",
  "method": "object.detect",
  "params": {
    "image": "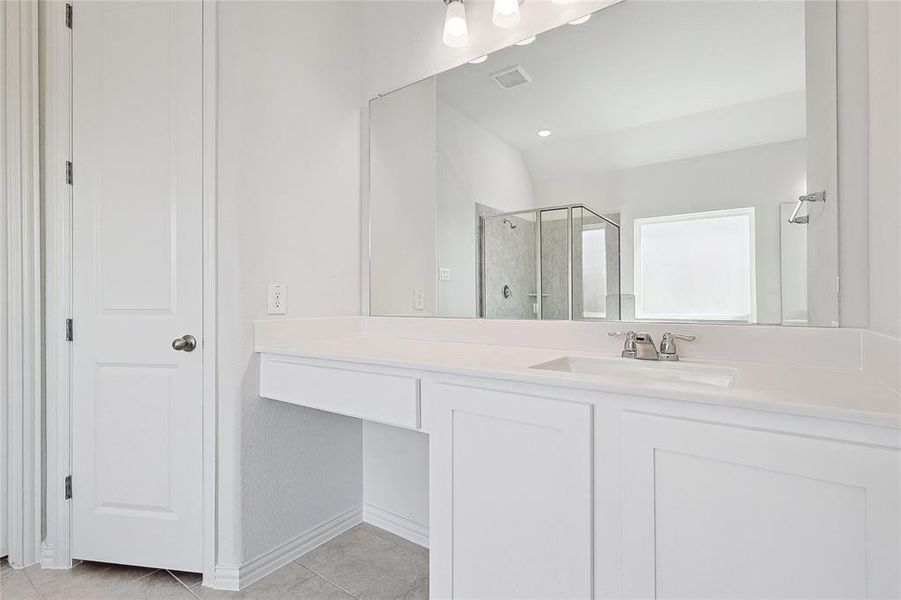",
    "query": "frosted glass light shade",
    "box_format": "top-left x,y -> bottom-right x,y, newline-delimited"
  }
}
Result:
443,0 -> 469,48
493,0 -> 520,28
